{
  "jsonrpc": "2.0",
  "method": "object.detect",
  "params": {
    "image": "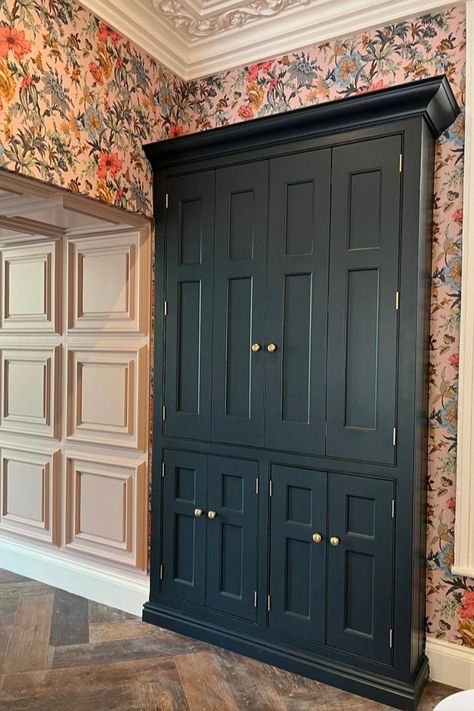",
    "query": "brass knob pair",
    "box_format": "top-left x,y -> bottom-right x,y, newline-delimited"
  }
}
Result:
312,533 -> 340,546
251,343 -> 277,352
194,509 -> 217,520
